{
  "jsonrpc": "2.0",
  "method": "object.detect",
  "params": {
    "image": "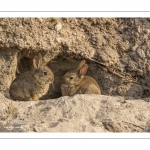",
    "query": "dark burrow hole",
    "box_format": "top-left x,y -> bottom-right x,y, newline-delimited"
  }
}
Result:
16,54 -> 150,100
17,57 -> 33,74
16,54 -> 104,99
